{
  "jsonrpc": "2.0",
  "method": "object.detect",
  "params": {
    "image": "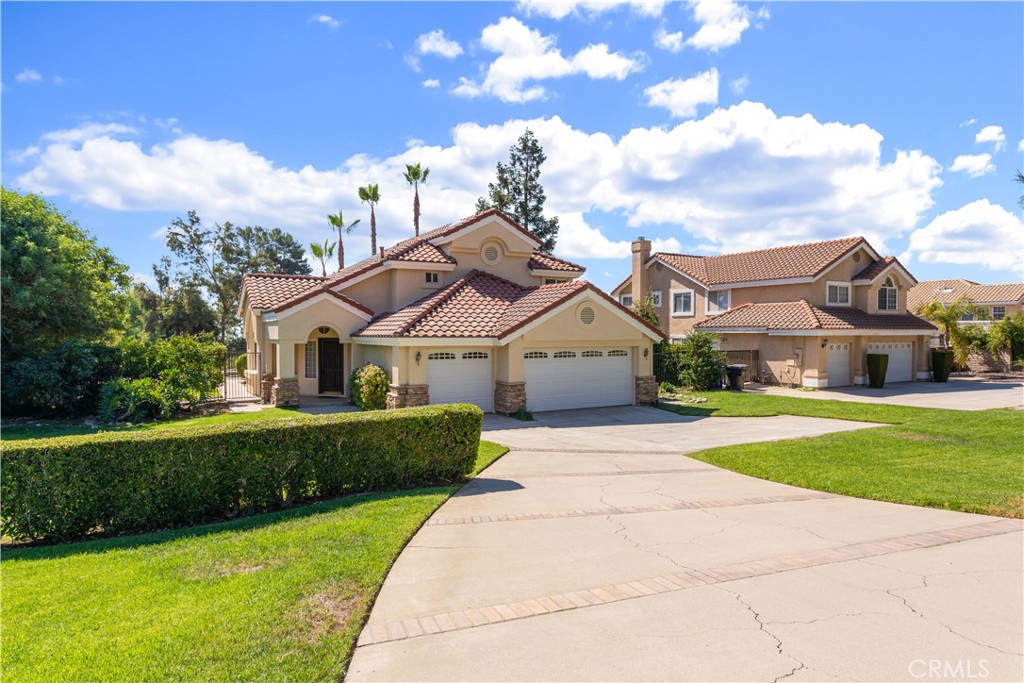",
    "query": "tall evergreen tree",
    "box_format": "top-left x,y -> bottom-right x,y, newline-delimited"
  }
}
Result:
476,129 -> 560,252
